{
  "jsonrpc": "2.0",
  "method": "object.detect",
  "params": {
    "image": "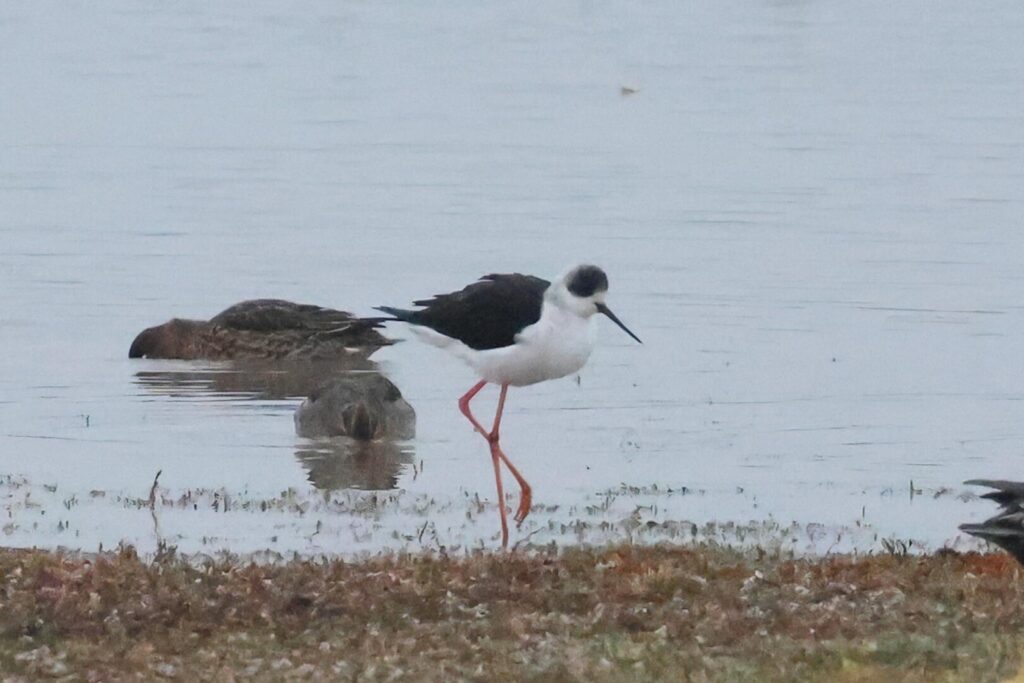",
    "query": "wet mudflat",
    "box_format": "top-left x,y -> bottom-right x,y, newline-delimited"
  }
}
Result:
0,470 -> 988,558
